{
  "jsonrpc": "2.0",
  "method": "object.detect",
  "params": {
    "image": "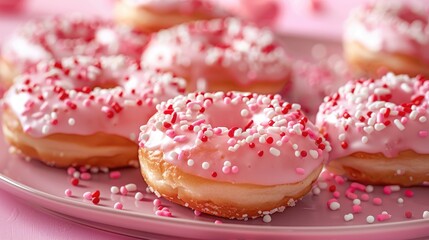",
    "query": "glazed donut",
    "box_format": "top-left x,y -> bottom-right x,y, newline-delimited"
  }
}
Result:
114,0 -> 230,33
0,16 -> 148,89
316,73 -> 429,186
343,2 -> 429,77
2,56 -> 186,168
141,18 -> 291,94
138,92 -> 330,219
